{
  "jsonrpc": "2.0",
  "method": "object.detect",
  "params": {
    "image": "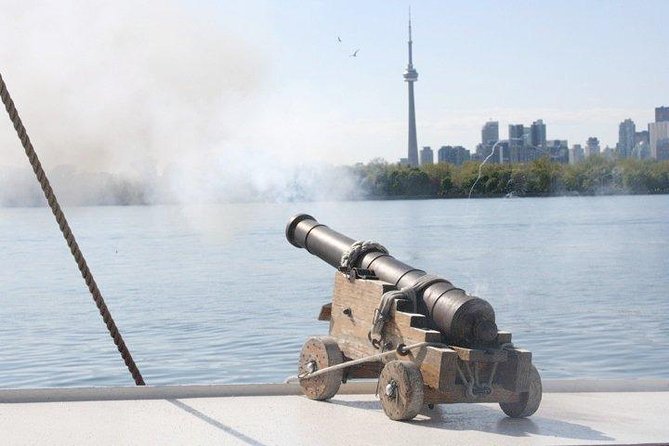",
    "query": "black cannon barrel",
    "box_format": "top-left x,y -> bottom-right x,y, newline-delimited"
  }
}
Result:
286,214 -> 498,345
